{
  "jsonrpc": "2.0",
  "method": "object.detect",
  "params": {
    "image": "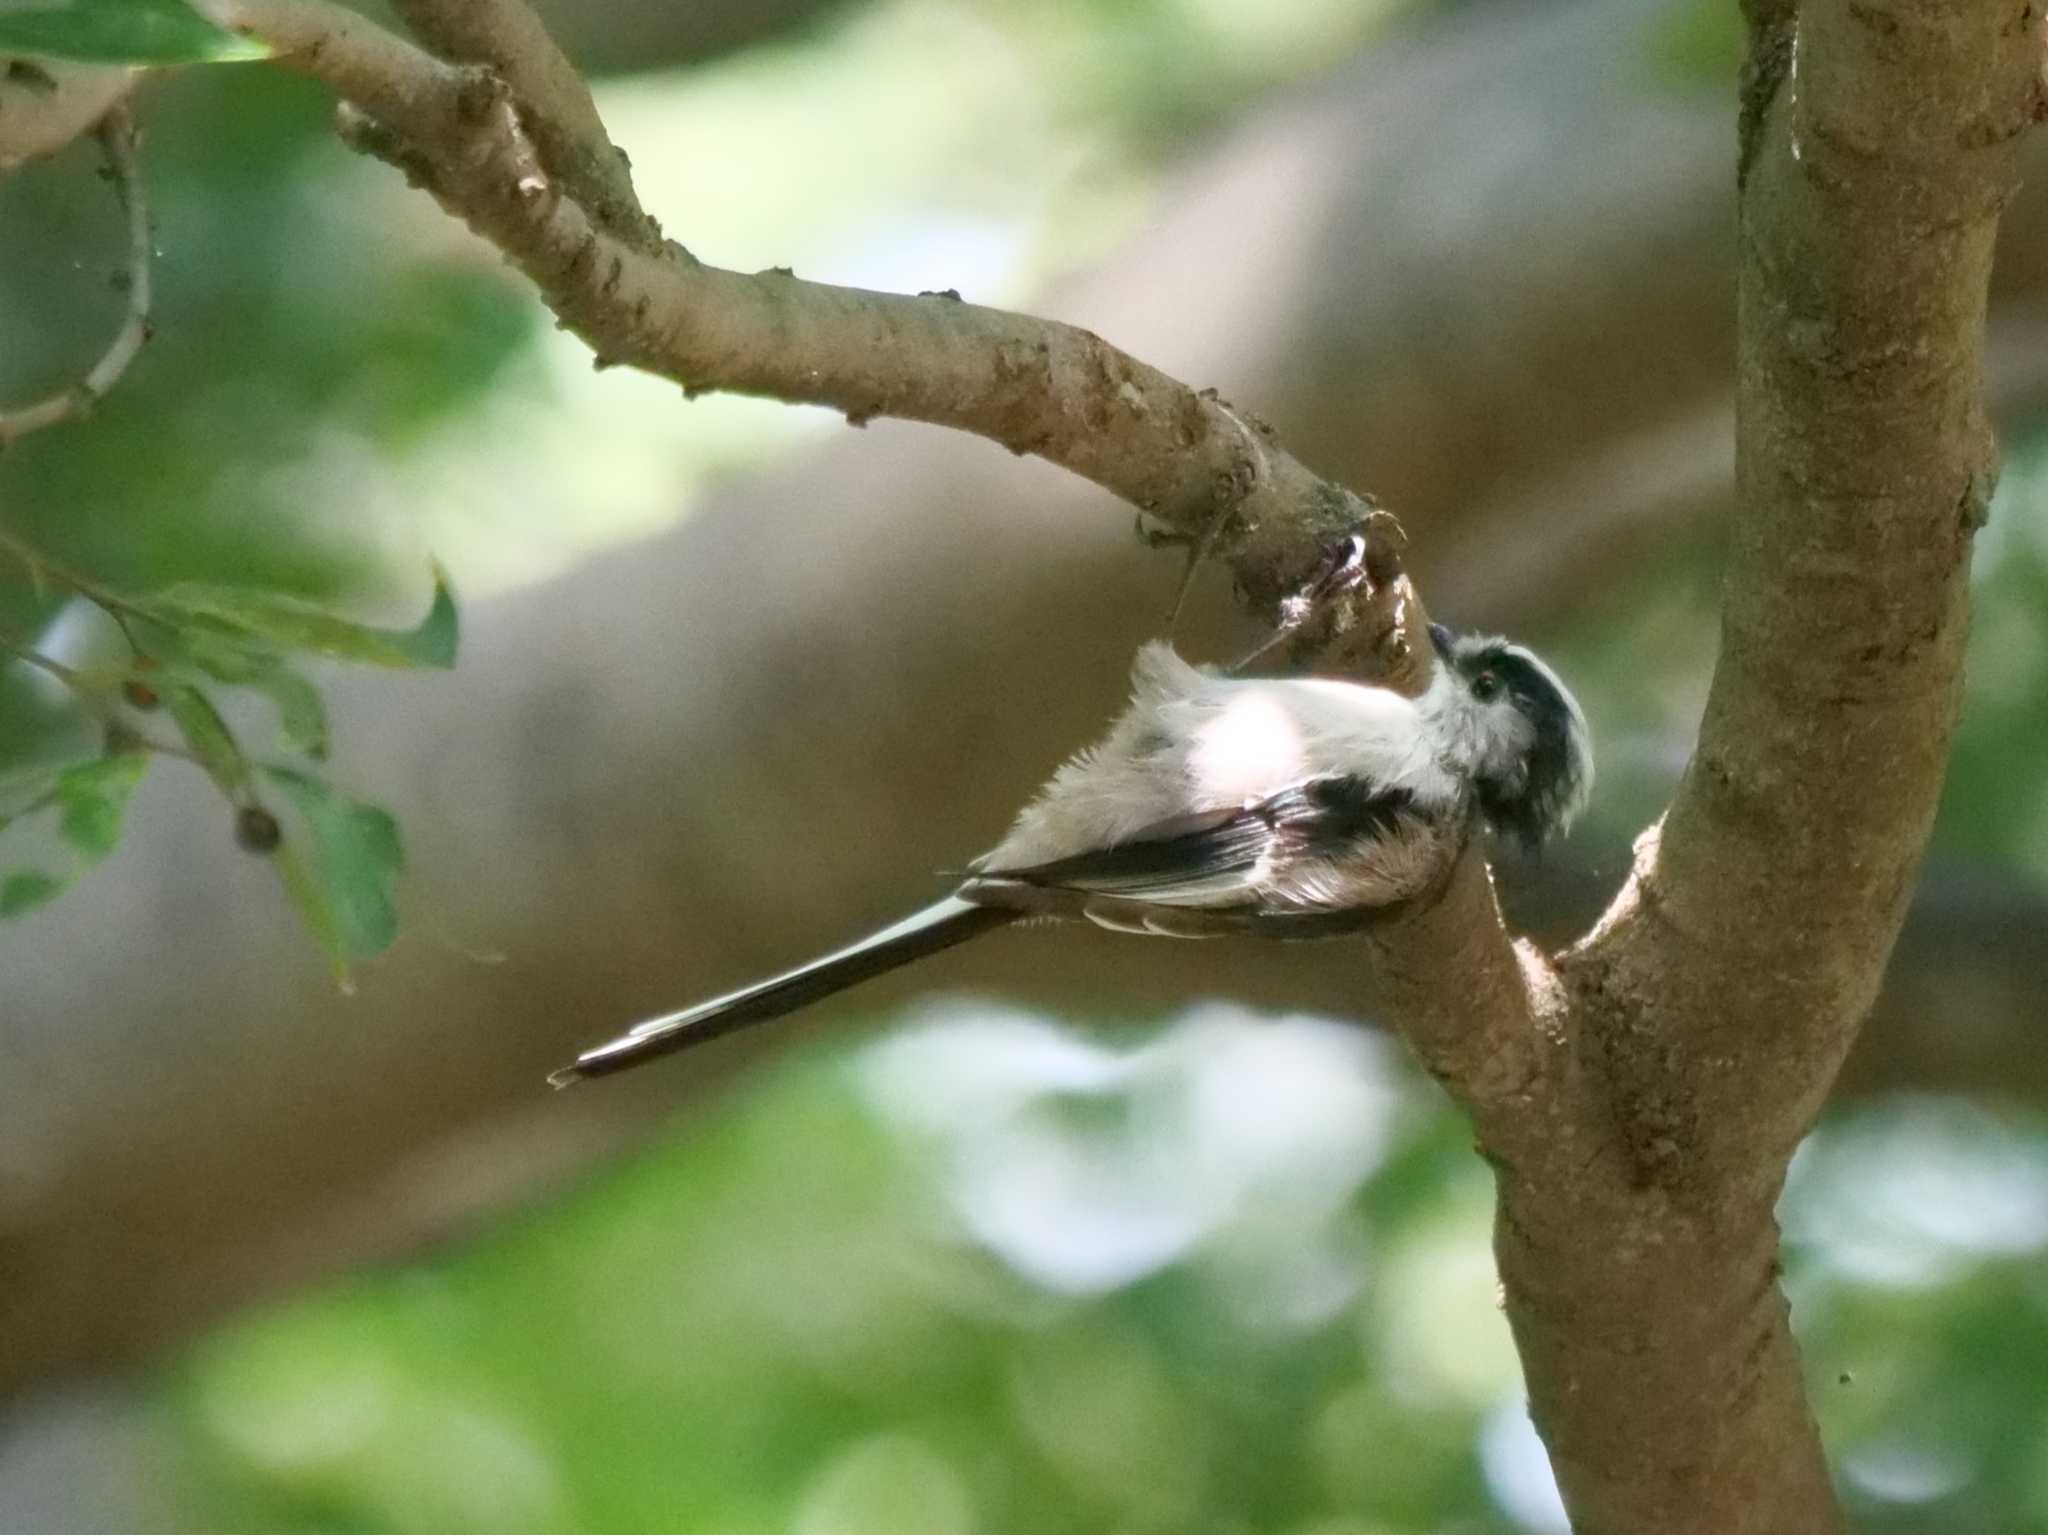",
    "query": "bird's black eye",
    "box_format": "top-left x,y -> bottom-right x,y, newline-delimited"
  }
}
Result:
1472,670 -> 1502,702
